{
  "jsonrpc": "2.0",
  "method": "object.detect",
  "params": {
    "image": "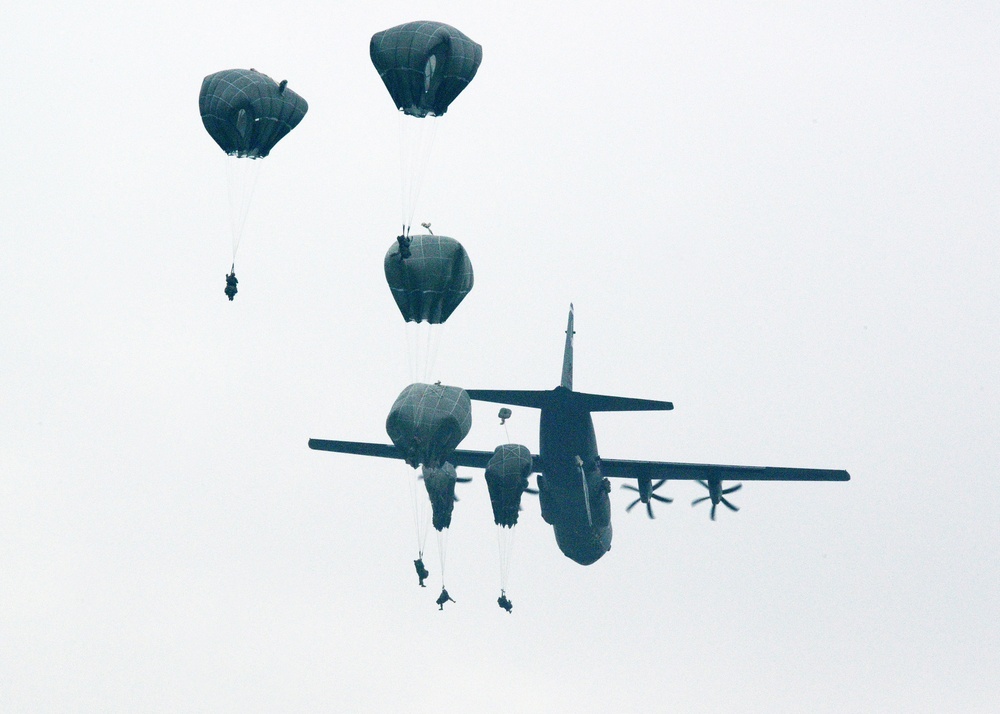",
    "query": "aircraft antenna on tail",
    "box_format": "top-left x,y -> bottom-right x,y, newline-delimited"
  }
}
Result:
561,304 -> 575,390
